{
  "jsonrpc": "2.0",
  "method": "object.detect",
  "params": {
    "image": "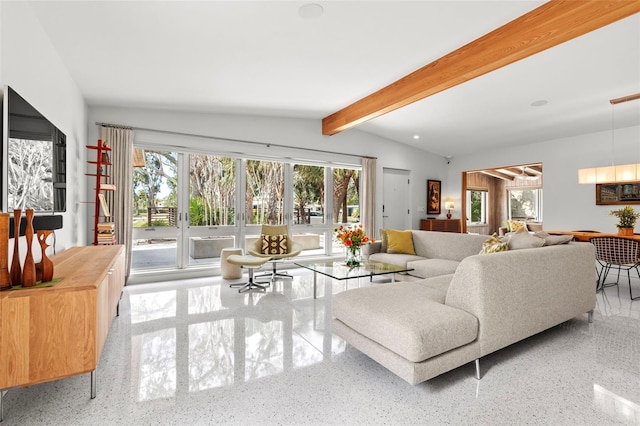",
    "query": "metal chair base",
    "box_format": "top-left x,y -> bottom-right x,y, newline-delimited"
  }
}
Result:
254,262 -> 293,281
229,268 -> 270,293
